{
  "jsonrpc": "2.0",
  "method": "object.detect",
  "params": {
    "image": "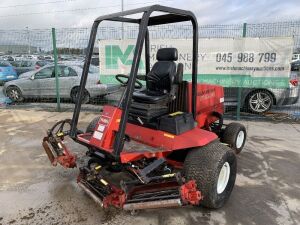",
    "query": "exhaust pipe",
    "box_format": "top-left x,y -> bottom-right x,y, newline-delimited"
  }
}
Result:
78,182 -> 103,207
123,198 -> 182,211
